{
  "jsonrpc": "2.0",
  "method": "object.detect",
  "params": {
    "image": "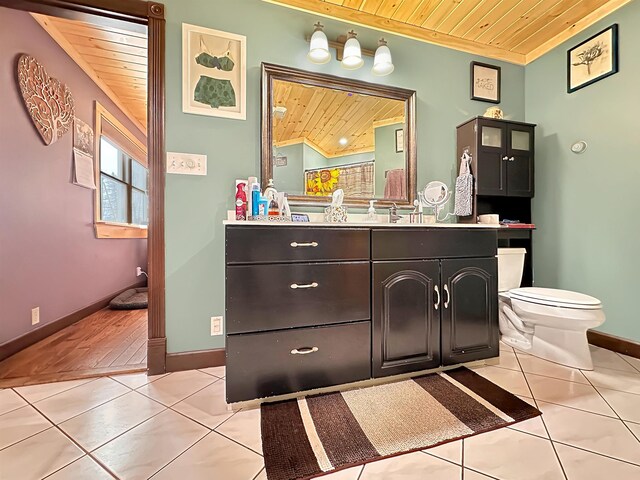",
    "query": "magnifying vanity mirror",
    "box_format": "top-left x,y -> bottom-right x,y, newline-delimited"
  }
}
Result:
418,181 -> 452,221
261,63 -> 416,207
